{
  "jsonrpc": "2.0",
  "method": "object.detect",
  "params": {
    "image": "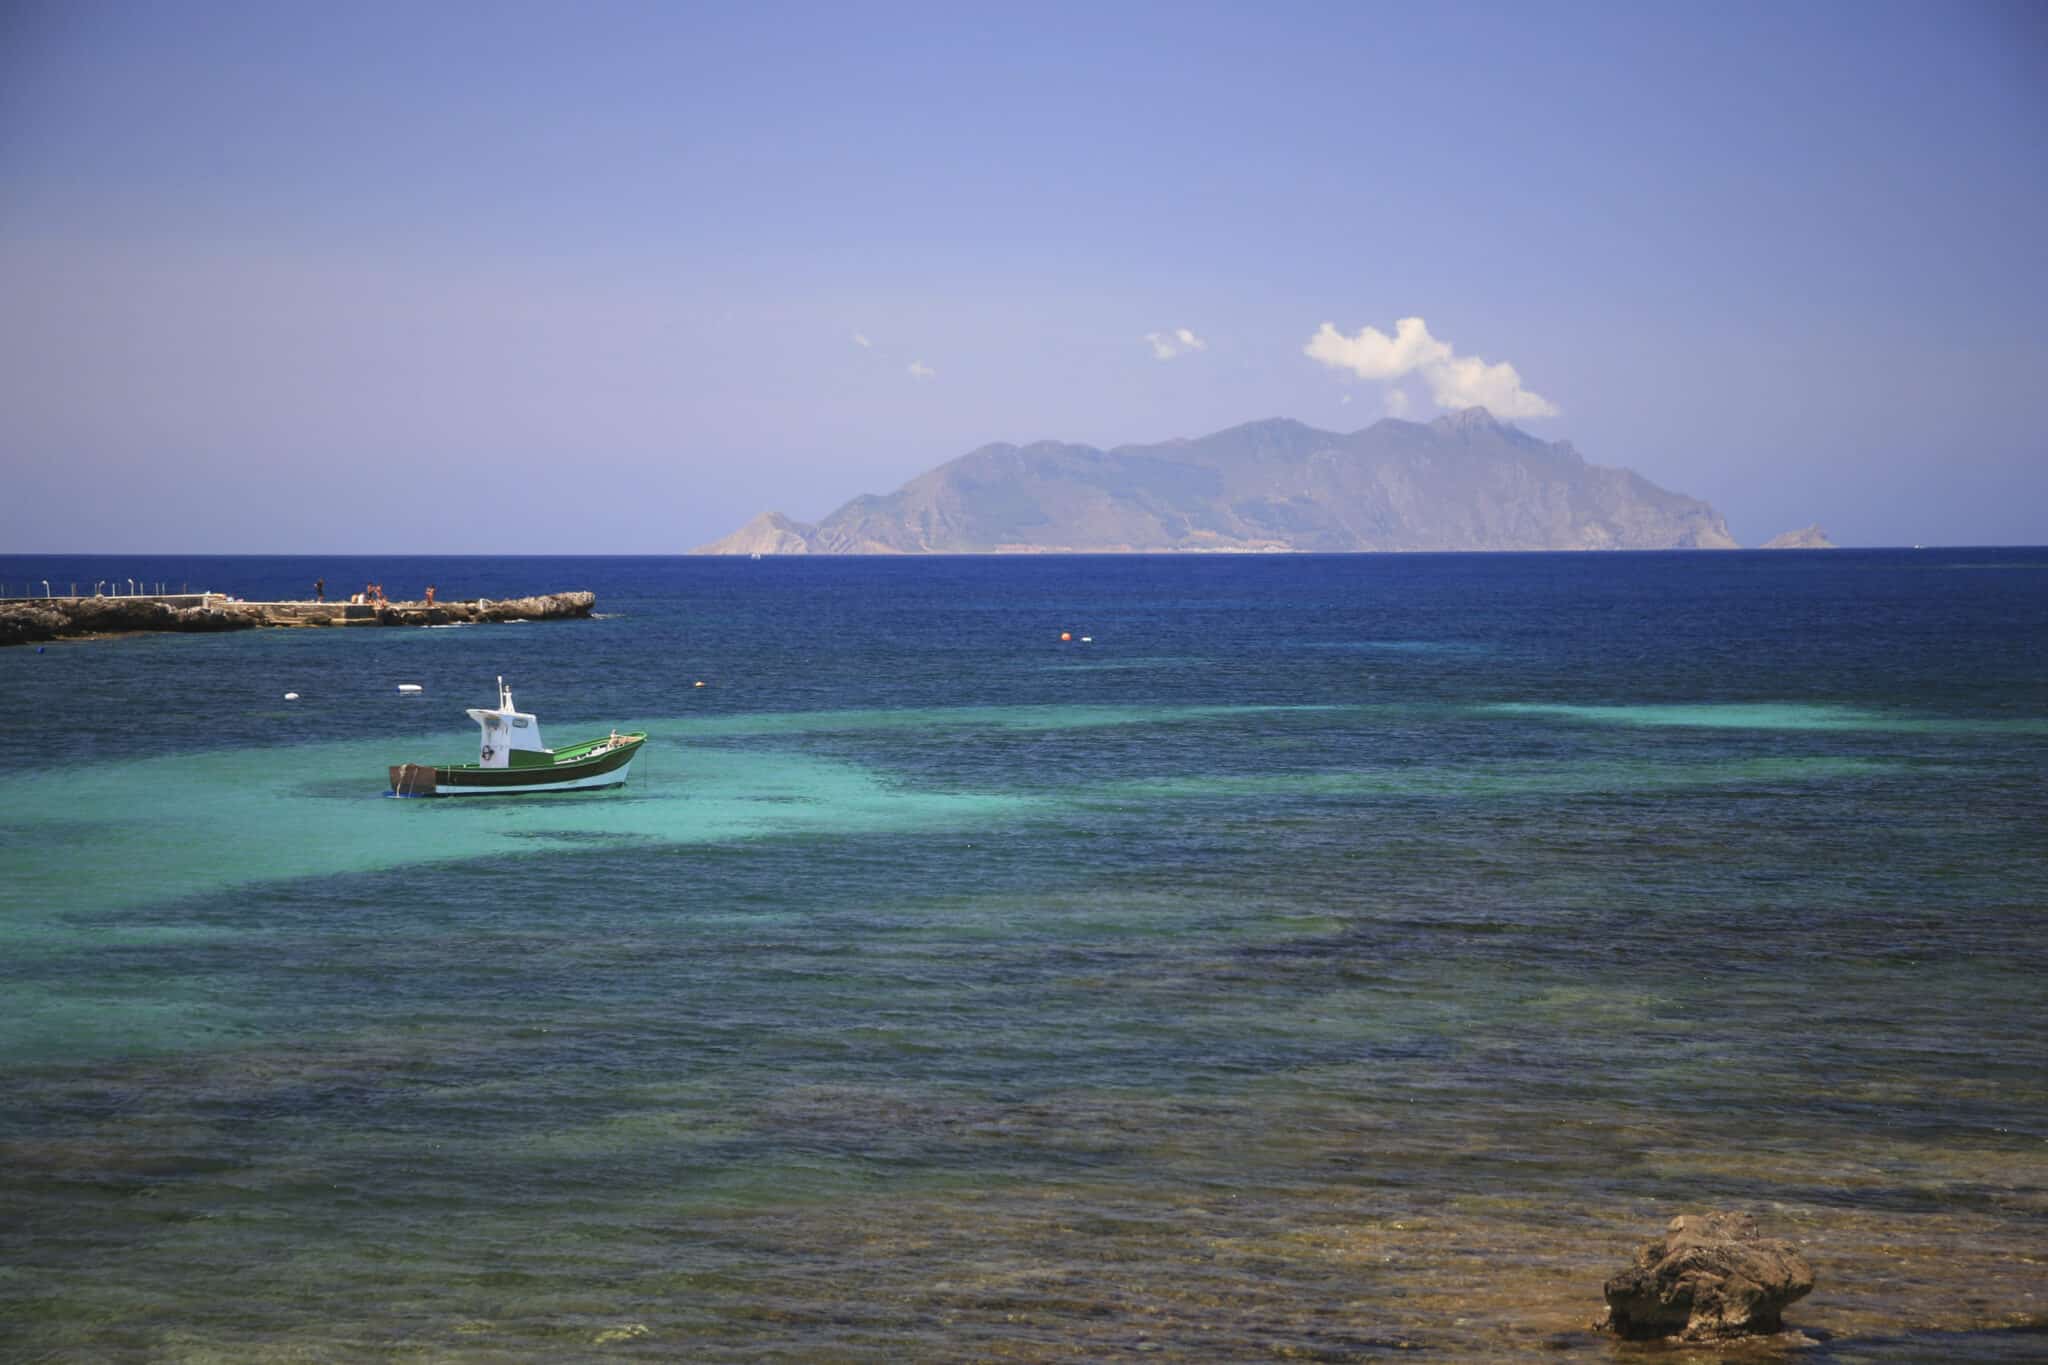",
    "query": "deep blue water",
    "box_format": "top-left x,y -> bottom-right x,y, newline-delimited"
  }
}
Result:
2,551 -> 2044,1360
